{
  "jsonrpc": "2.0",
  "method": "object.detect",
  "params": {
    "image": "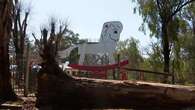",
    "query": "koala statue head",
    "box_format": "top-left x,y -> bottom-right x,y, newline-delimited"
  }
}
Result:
100,21 -> 123,42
